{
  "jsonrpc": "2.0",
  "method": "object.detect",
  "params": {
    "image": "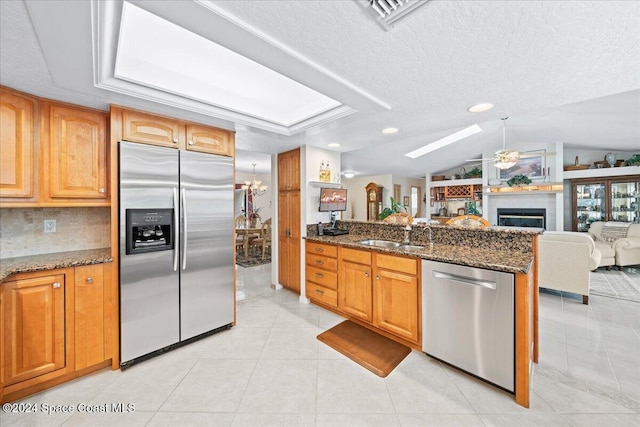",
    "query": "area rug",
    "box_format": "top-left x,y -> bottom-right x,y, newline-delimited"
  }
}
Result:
590,269 -> 640,303
236,254 -> 271,268
317,320 -> 411,377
